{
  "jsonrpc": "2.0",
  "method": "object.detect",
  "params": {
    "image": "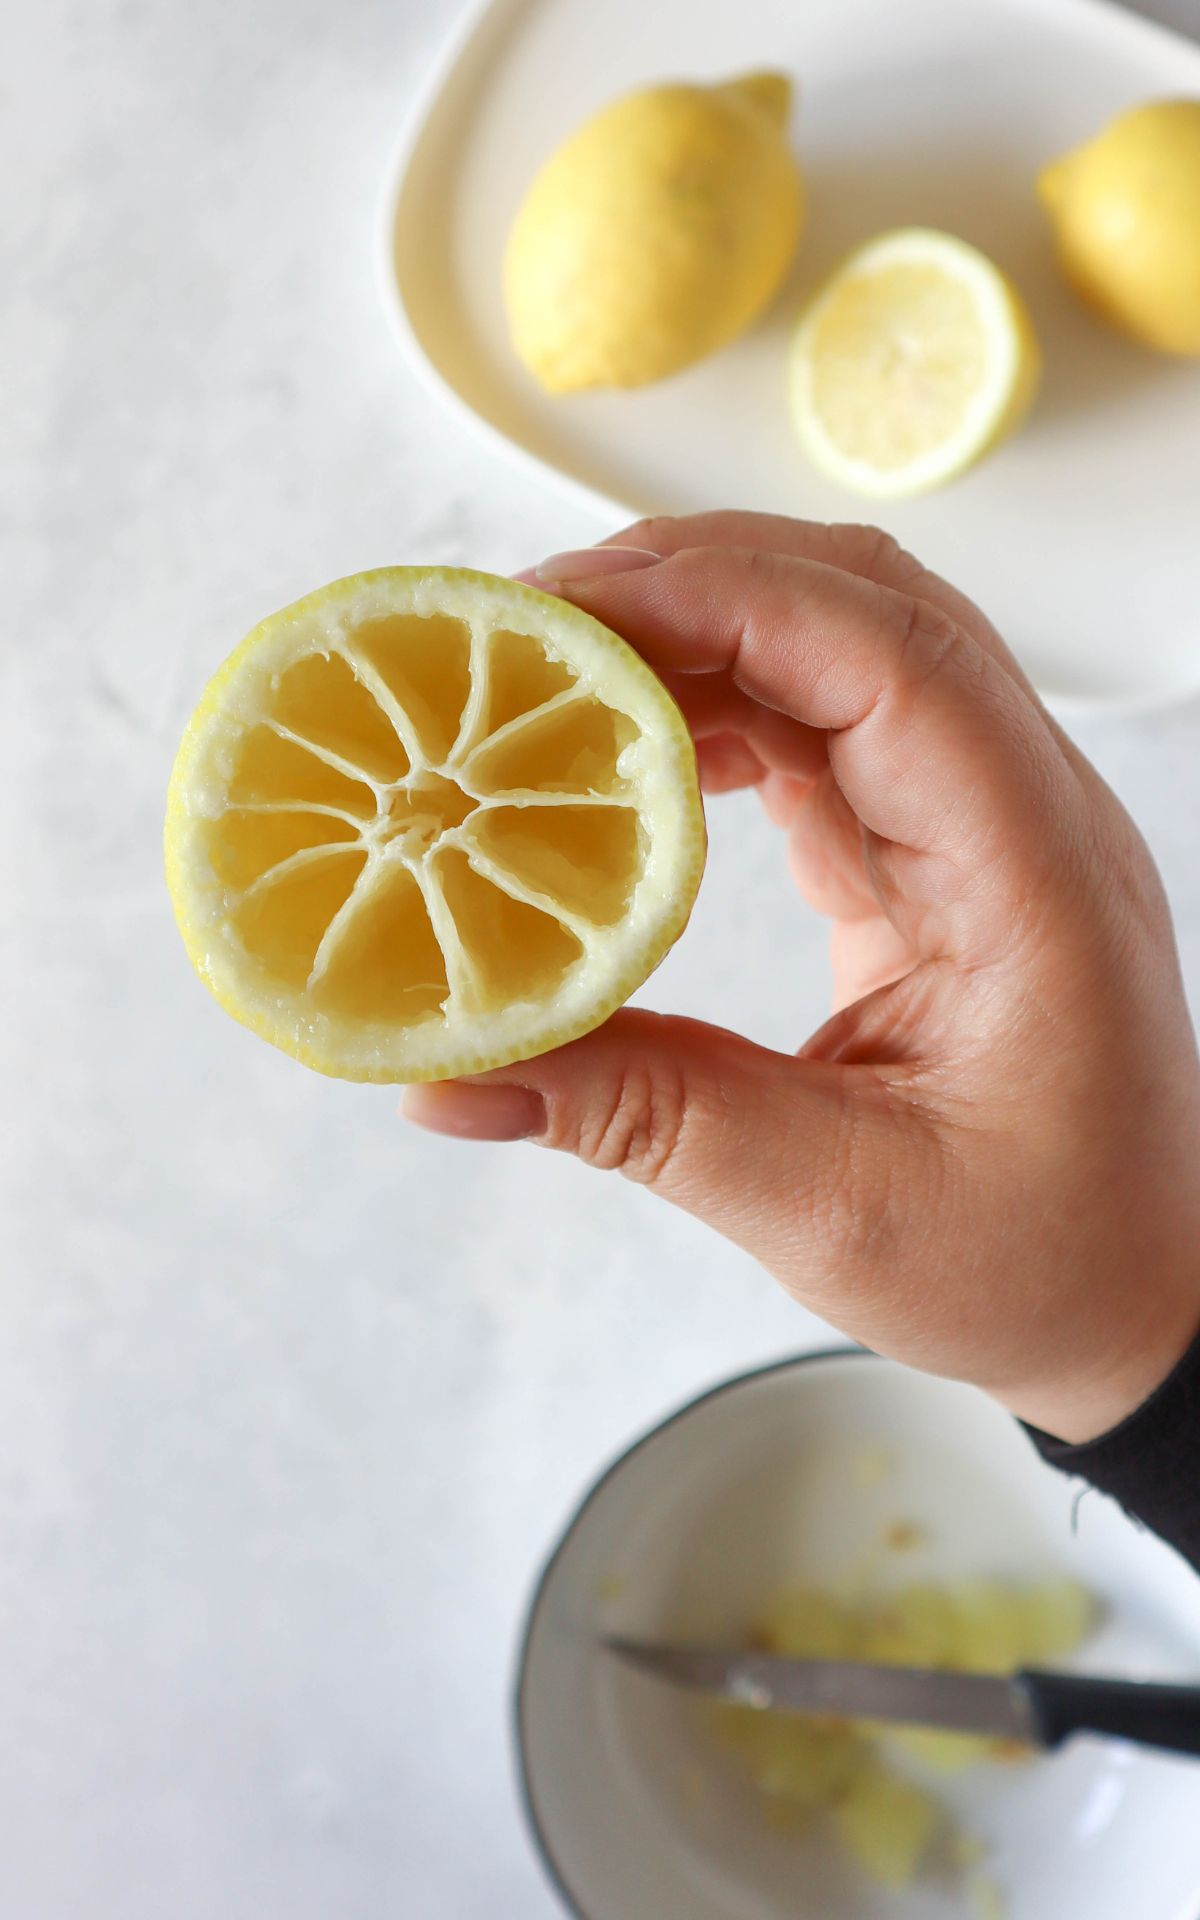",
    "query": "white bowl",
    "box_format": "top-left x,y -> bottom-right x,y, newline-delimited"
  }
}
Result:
515,1351 -> 1200,1920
